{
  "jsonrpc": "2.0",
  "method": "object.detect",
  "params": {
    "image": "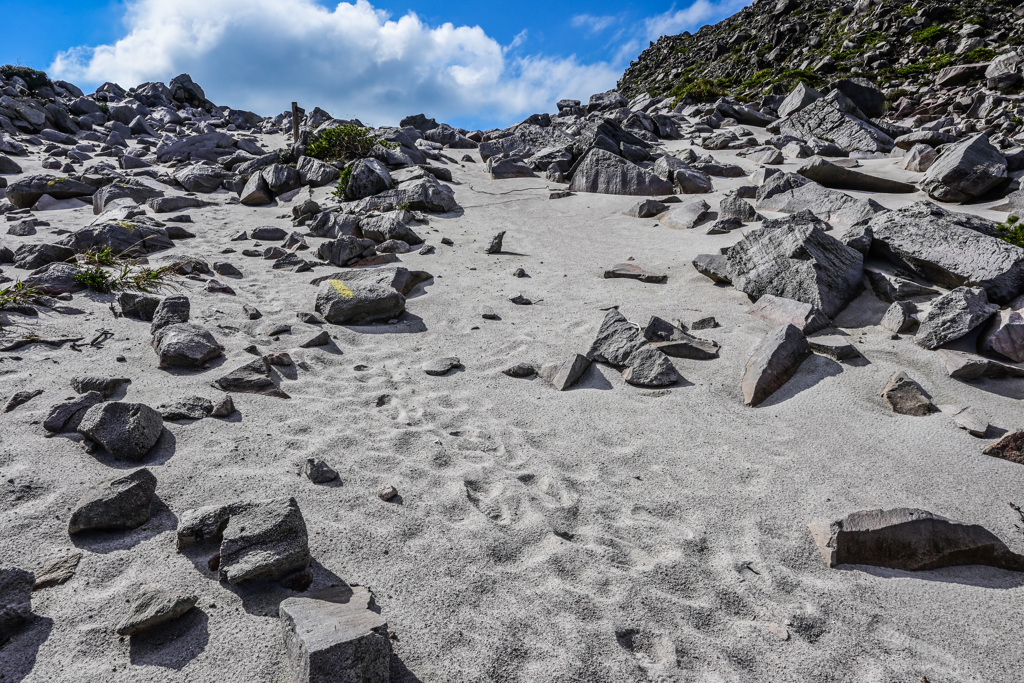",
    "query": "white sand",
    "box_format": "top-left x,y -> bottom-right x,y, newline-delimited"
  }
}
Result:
2,132 -> 1024,682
